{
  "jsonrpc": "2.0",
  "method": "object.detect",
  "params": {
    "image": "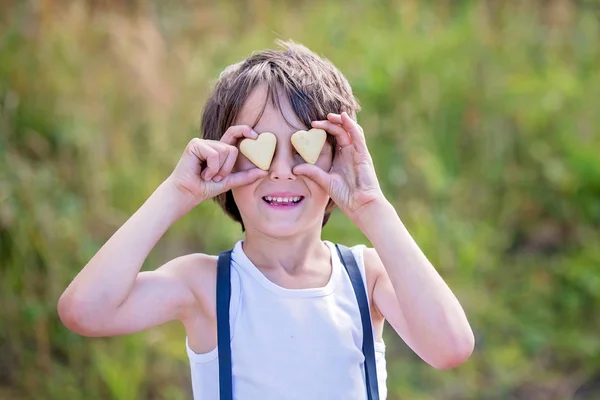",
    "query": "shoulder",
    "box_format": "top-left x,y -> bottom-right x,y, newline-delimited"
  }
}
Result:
360,246 -> 385,280
359,246 -> 387,315
344,245 -> 385,292
338,243 -> 384,279
157,252 -> 218,280
156,252 -> 219,316
344,244 -> 387,326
